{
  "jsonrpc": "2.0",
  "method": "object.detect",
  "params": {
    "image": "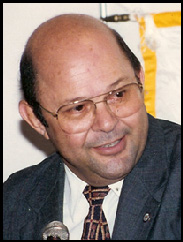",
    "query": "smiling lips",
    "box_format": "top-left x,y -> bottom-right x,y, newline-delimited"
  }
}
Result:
93,137 -> 125,155
100,139 -> 122,148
